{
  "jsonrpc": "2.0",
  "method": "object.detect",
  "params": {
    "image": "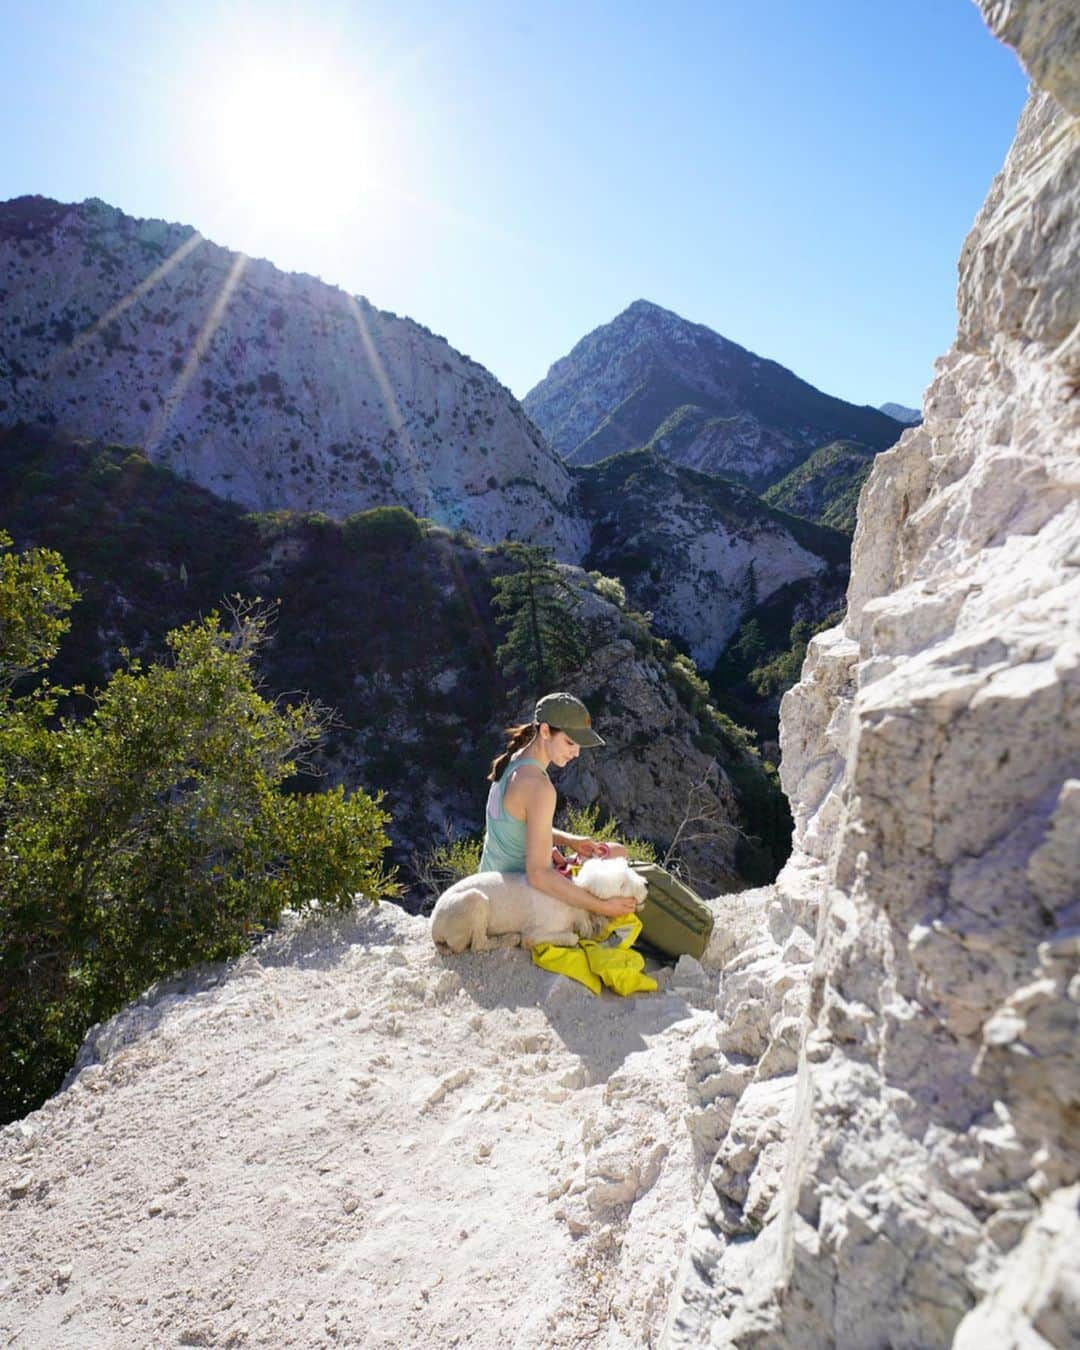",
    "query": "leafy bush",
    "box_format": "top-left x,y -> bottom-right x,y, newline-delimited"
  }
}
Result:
0,547 -> 398,1123
408,827 -> 484,901
341,505 -> 423,554
0,529 -> 78,691
667,651 -> 711,711
558,802 -> 657,864
589,570 -> 628,610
